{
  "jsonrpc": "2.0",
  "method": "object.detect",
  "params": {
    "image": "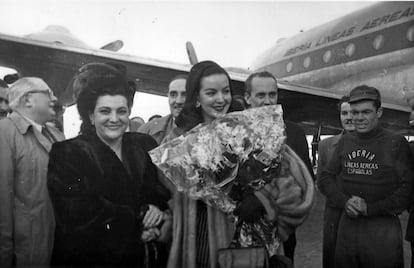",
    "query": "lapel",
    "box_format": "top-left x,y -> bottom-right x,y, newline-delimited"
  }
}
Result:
84,133 -> 148,184
327,133 -> 343,158
9,112 -> 58,153
34,127 -> 53,153
122,133 -> 147,182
